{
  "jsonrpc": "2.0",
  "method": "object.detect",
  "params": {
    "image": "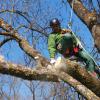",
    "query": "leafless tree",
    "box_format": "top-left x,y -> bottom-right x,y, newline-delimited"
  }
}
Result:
0,0 -> 99,100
